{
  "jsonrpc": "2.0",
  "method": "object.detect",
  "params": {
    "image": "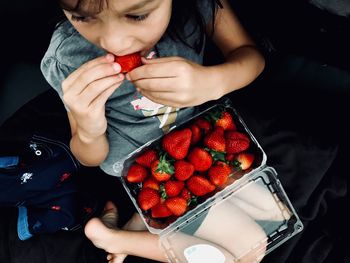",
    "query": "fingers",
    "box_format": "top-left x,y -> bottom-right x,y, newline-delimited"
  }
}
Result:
68,62 -> 122,95
138,88 -> 190,108
90,79 -> 123,109
133,77 -> 175,92
141,56 -> 184,64
64,75 -> 123,114
64,53 -> 115,86
128,63 -> 177,82
139,93 -> 177,108
128,56 -> 187,81
78,74 -> 124,105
